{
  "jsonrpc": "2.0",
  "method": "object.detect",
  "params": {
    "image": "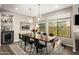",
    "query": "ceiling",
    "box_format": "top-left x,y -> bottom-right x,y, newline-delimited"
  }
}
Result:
1,4 -> 72,17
